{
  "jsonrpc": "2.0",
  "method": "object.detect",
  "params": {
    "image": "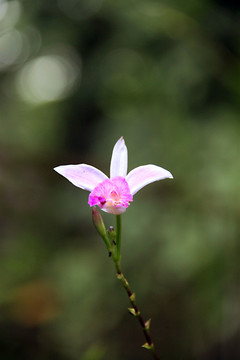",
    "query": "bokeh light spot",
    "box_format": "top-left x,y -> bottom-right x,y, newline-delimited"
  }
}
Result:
0,29 -> 23,68
0,0 -> 21,28
16,51 -> 81,104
